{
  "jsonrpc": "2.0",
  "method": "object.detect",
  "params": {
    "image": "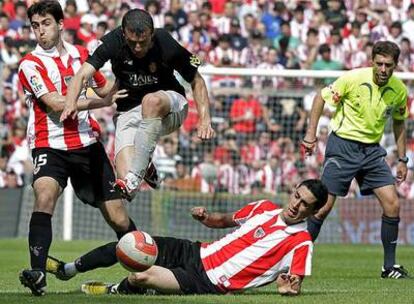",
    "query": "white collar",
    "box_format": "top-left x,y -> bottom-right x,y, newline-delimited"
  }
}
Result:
275,212 -> 308,234
32,40 -> 81,59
